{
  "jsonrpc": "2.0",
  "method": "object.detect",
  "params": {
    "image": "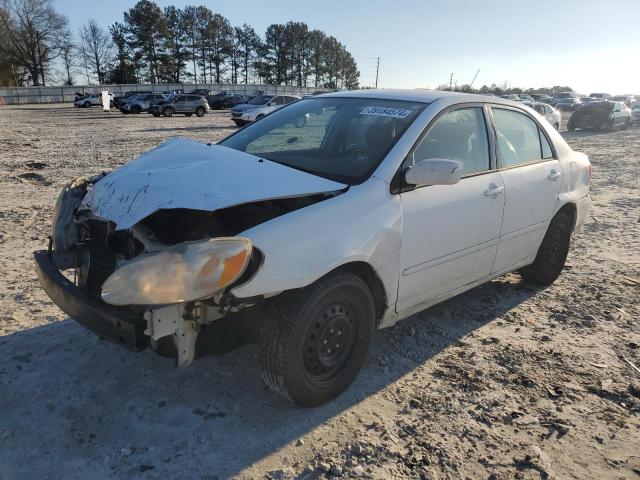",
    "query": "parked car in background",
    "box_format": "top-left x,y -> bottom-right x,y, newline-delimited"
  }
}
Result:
120,93 -> 167,114
588,93 -> 612,100
230,94 -> 300,126
567,101 -> 631,131
208,93 -> 247,110
530,94 -> 554,103
149,94 -> 210,117
500,94 -> 520,101
187,89 -> 214,96
74,93 -> 113,108
631,103 -> 640,125
530,102 -> 562,130
517,94 -> 534,102
113,91 -> 152,108
579,97 -> 600,106
612,95 -> 636,107
36,90 -> 591,406
555,97 -> 582,111
554,92 -> 577,100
